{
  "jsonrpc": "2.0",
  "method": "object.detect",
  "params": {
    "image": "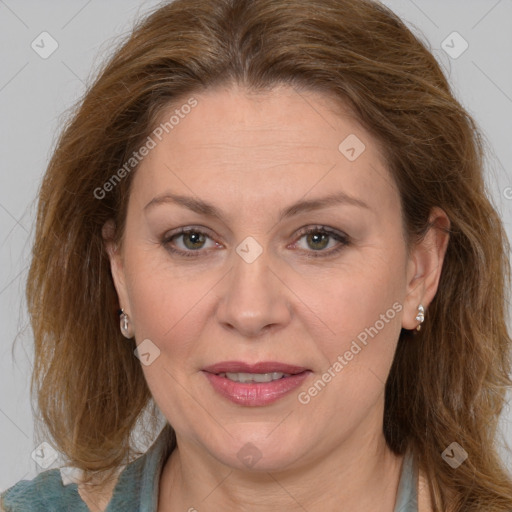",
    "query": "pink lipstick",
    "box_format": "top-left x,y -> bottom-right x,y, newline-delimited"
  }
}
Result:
202,361 -> 312,406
